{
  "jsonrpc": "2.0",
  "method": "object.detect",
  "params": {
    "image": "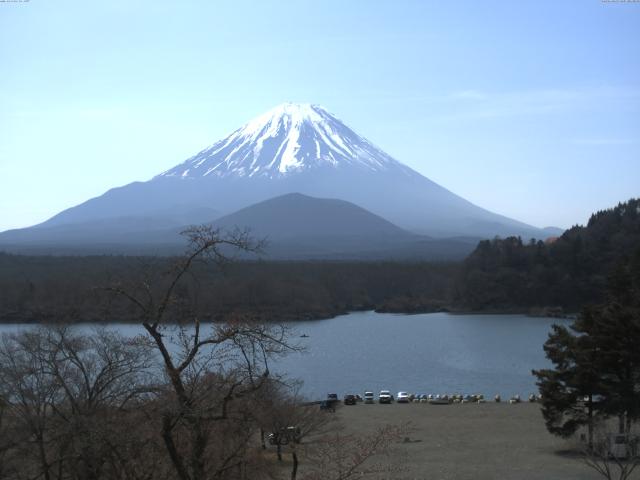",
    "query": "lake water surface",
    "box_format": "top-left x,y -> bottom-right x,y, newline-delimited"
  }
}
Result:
0,311 -> 569,400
